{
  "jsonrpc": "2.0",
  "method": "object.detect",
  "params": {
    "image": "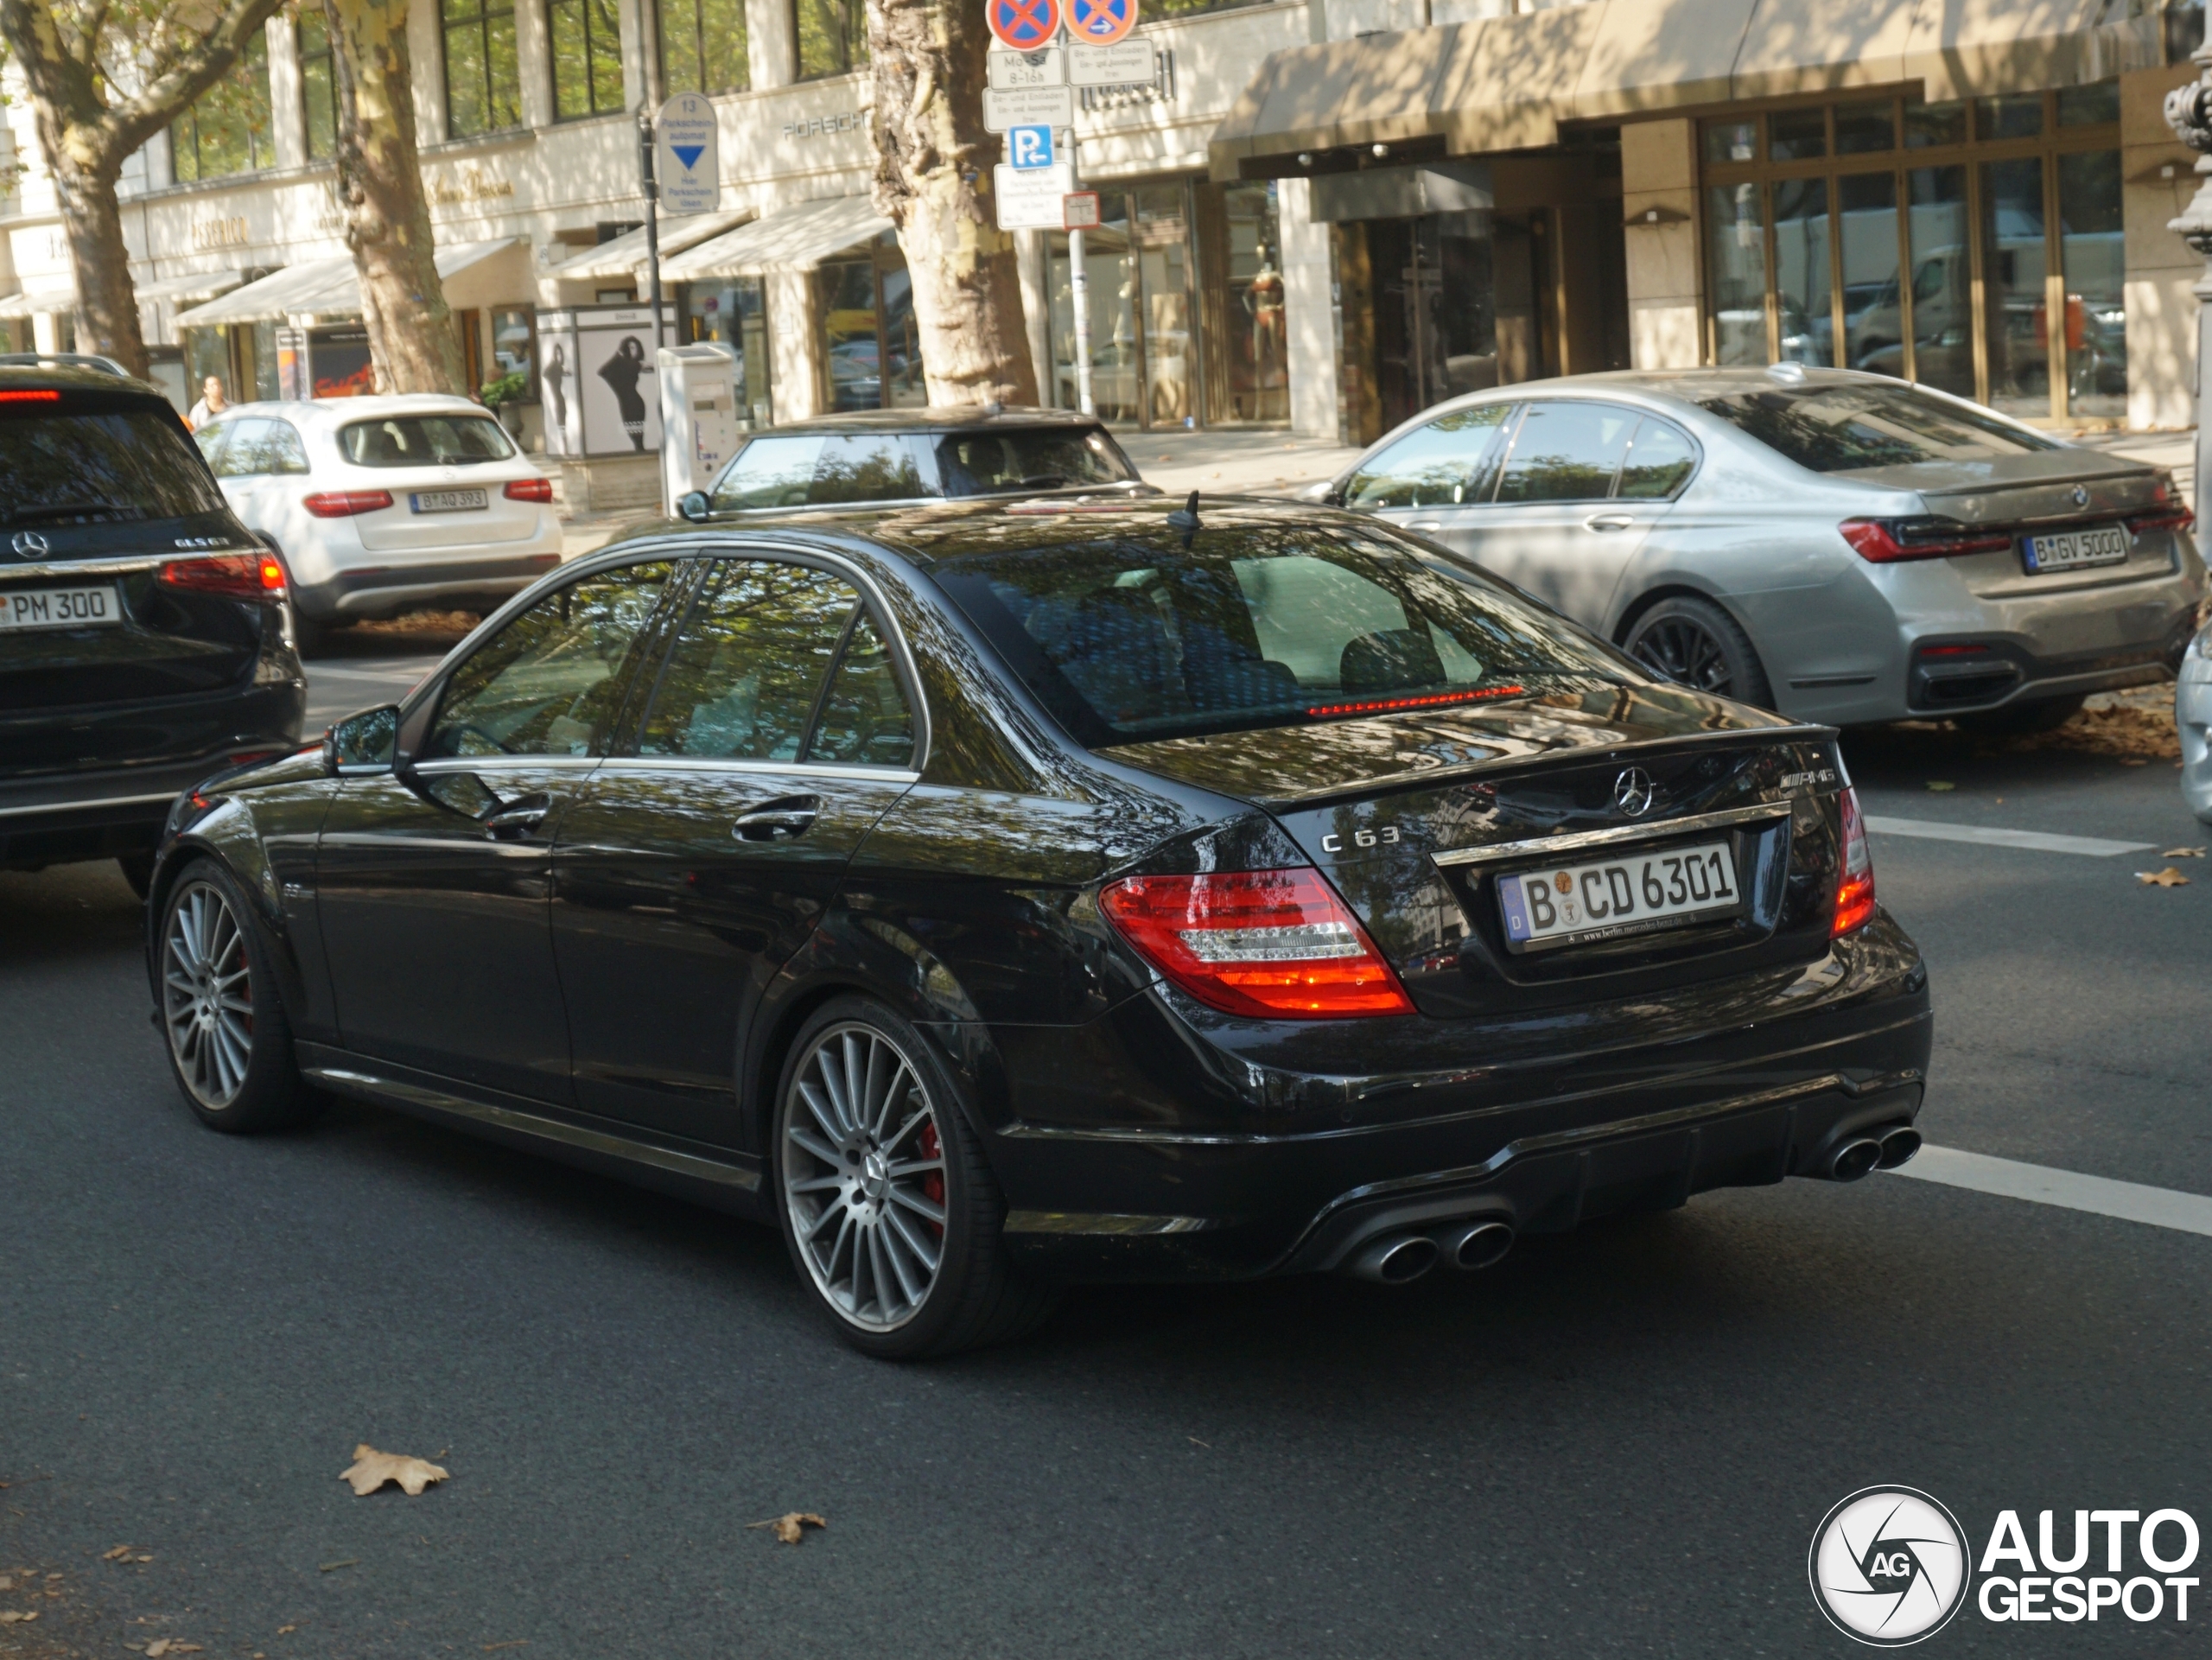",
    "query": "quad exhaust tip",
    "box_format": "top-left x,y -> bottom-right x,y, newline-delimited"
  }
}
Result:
1348,1218 -> 1516,1283
1826,1135 -> 1885,1182
1877,1126 -> 1923,1169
